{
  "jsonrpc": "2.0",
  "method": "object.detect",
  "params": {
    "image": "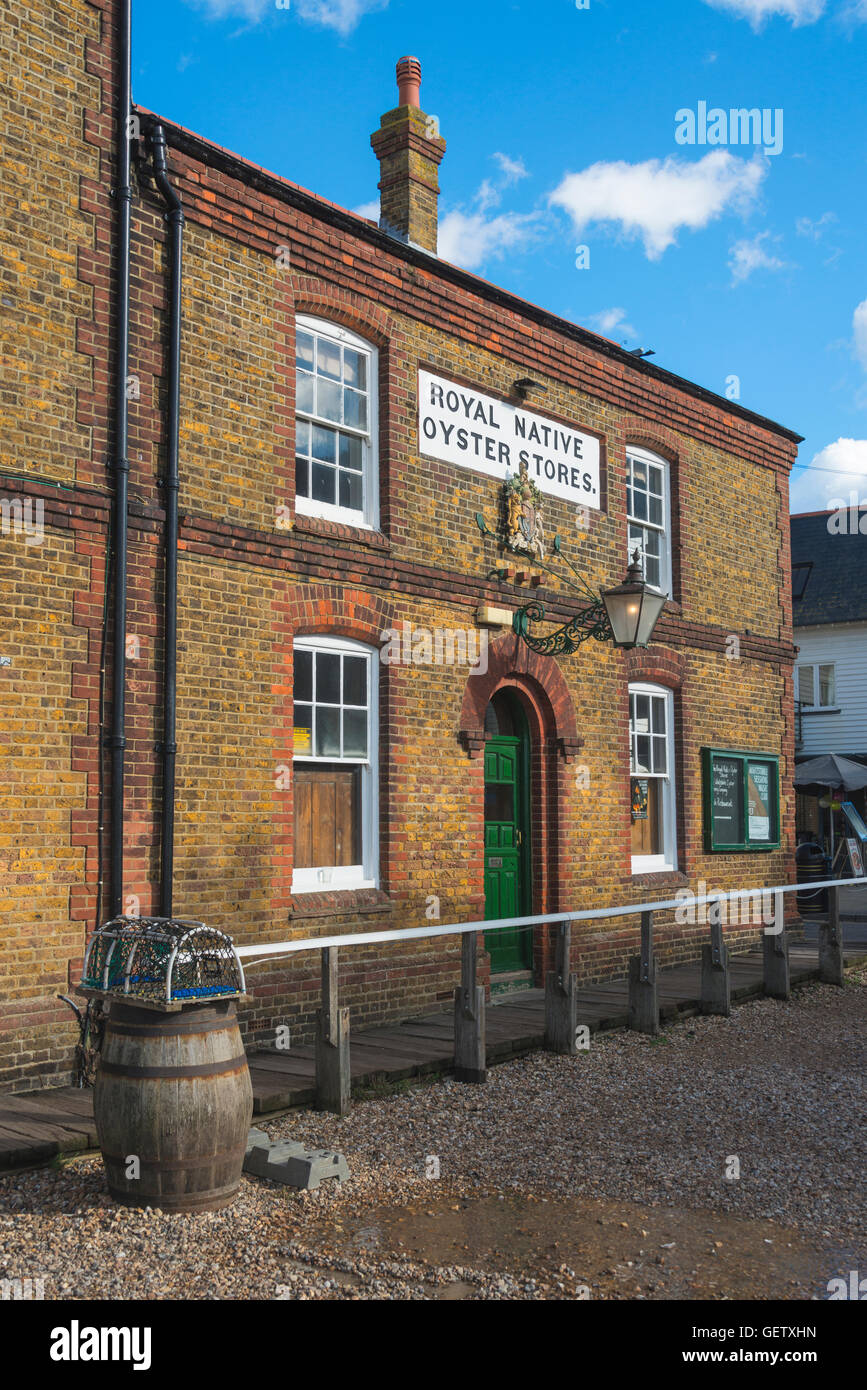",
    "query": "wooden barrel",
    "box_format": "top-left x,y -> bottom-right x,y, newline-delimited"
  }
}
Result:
93,999 -> 253,1212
